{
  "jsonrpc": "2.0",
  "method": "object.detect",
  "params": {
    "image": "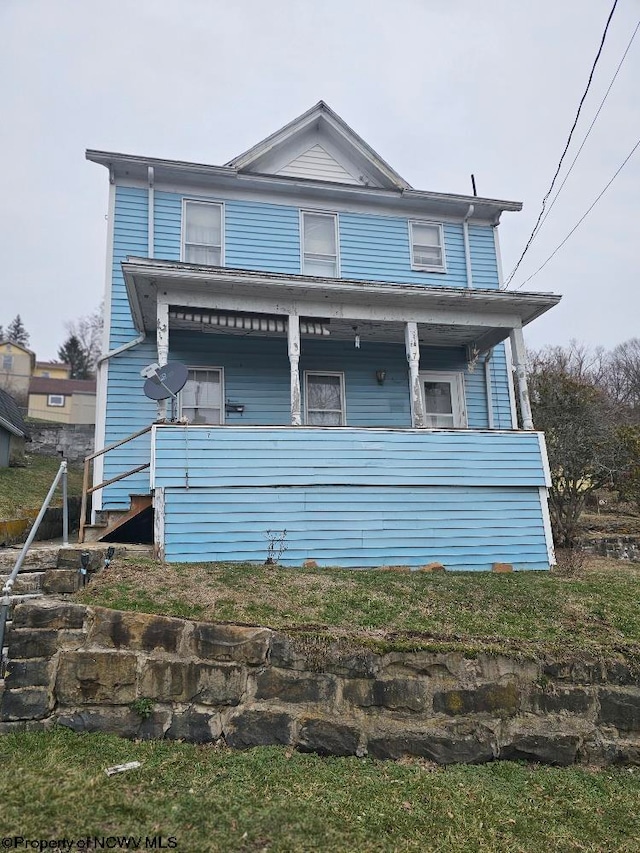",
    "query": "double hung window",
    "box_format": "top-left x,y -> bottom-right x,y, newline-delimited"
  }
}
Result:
301,212 -> 338,277
410,221 -> 446,272
419,371 -> 466,428
180,368 -> 223,424
183,201 -> 223,266
305,372 -> 345,425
